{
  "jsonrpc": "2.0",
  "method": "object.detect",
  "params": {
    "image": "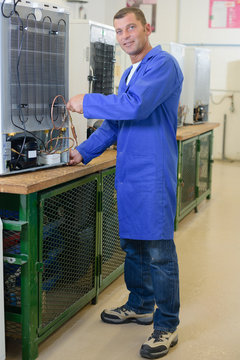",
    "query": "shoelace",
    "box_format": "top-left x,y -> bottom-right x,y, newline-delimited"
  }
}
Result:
114,305 -> 129,314
149,330 -> 169,342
